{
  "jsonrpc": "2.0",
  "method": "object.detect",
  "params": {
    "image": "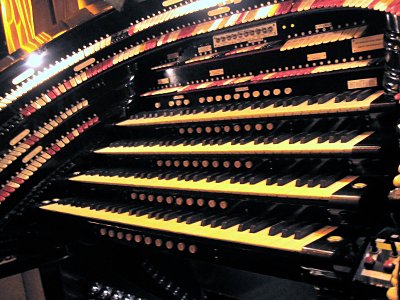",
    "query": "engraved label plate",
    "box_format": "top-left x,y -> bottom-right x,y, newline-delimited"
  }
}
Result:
209,68 -> 224,76
347,78 -> 378,89
307,52 -> 327,61
315,22 -> 332,30
213,22 -> 278,48
235,86 -> 249,92
198,45 -> 212,54
167,52 -> 179,59
351,34 -> 384,53
158,78 -> 170,85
